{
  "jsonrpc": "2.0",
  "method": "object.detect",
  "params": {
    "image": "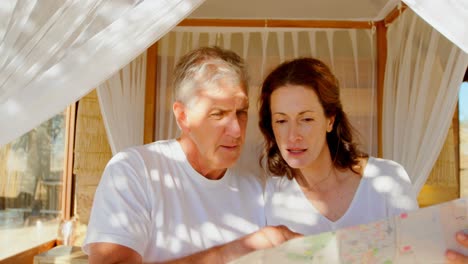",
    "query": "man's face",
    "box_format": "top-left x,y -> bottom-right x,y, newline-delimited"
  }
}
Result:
182,79 -> 249,177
